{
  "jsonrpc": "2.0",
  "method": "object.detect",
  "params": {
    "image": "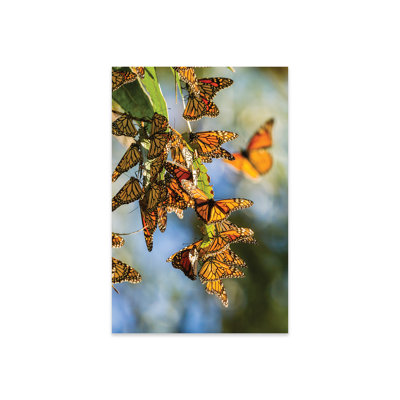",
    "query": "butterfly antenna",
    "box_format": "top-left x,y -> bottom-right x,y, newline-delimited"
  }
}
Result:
112,285 -> 120,294
128,205 -> 140,214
